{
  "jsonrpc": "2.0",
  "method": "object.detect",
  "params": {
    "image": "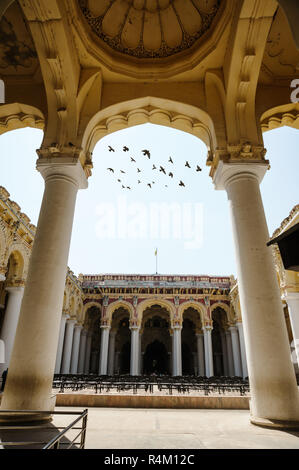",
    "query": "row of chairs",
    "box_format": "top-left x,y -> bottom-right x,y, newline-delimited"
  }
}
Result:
52,374 -> 250,396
